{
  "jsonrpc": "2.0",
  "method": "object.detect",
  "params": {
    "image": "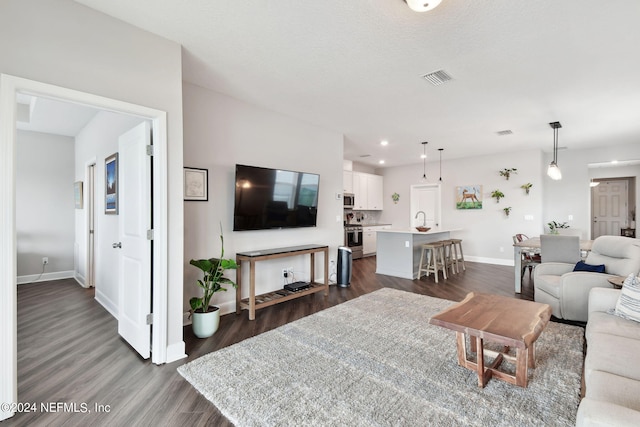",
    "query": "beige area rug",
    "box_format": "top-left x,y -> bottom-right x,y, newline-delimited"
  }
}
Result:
178,288 -> 584,426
